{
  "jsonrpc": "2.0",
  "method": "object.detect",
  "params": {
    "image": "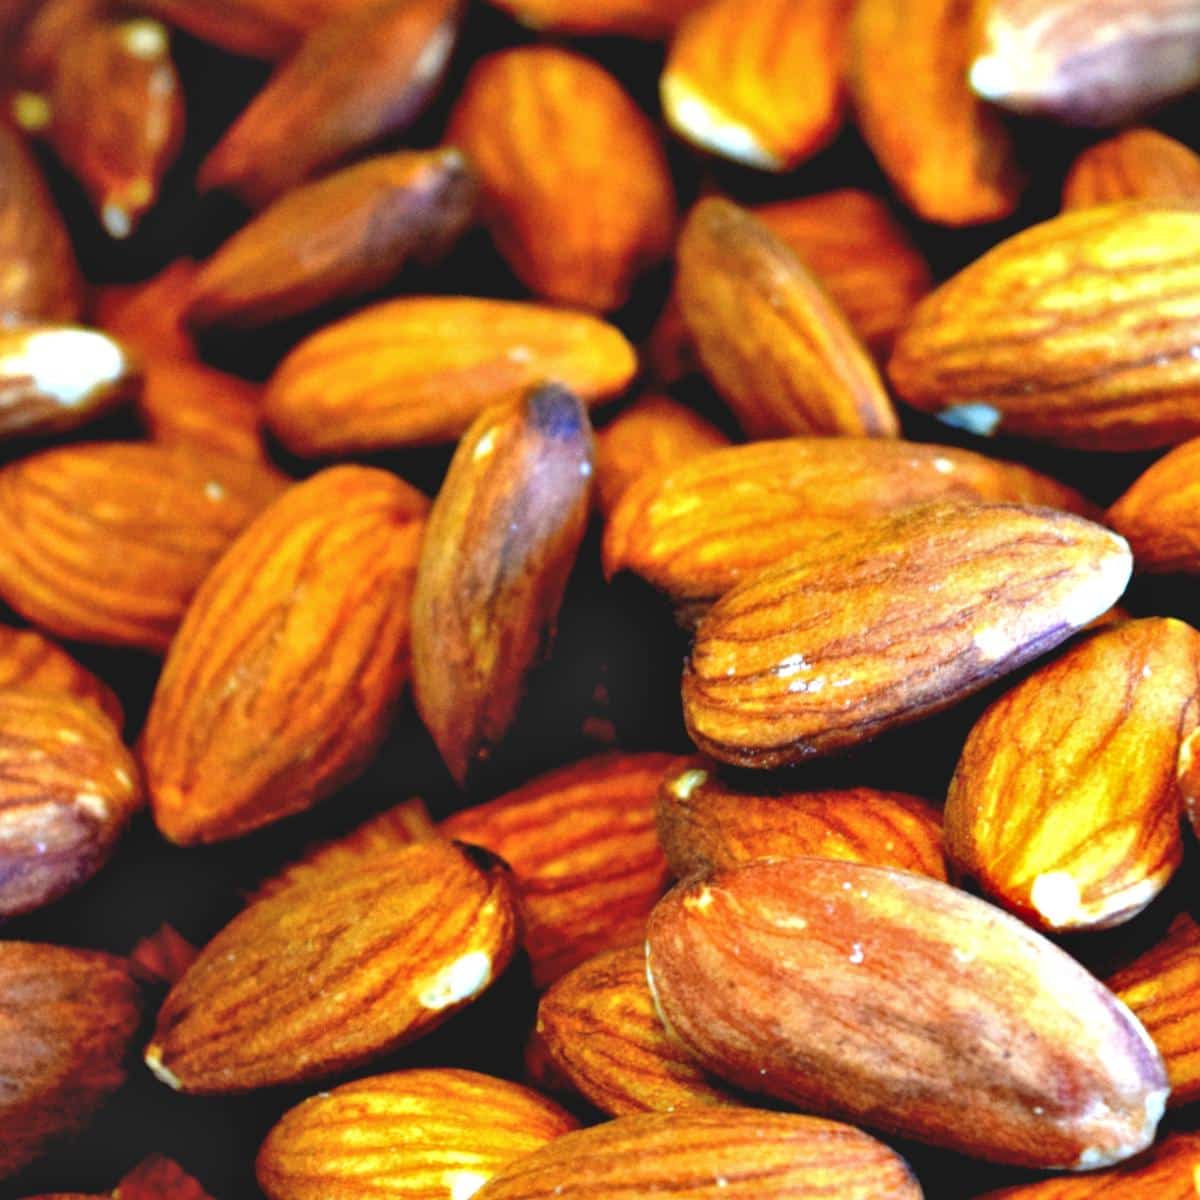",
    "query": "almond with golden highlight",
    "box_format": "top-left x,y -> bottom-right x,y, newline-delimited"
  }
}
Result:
1062,129 -> 1200,209
0,626 -> 121,726
1107,437 -> 1200,573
